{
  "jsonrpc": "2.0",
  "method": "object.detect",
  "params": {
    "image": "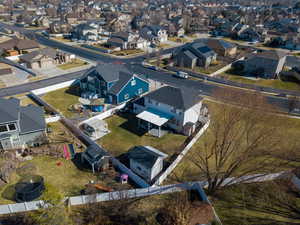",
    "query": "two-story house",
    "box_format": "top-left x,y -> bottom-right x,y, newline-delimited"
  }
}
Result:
173,42 -> 217,69
77,63 -> 149,105
133,86 -> 204,137
129,145 -> 168,183
244,50 -> 287,78
140,25 -> 168,44
0,98 -> 46,150
107,32 -> 149,50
